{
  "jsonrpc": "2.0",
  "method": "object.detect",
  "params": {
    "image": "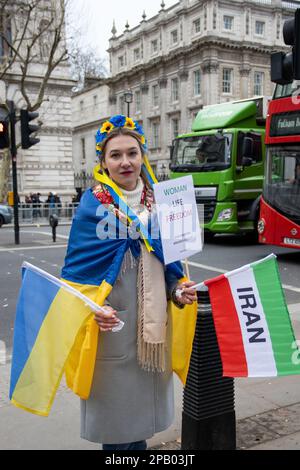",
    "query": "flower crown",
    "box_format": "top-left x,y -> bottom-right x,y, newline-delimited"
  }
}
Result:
95,114 -> 147,158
